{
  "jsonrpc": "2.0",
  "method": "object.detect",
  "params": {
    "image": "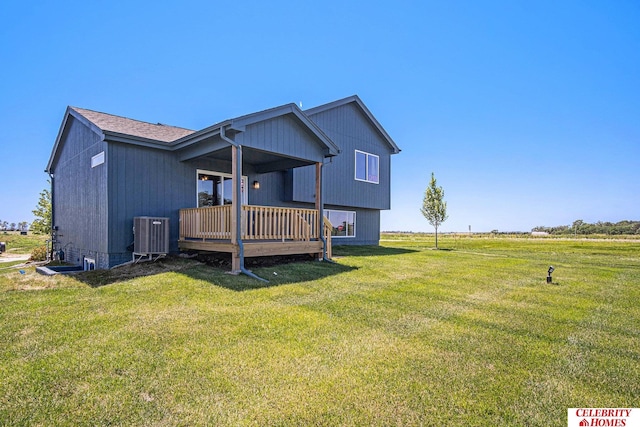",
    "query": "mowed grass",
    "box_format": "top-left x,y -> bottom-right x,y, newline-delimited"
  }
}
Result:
1,236 -> 639,426
0,231 -> 47,255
